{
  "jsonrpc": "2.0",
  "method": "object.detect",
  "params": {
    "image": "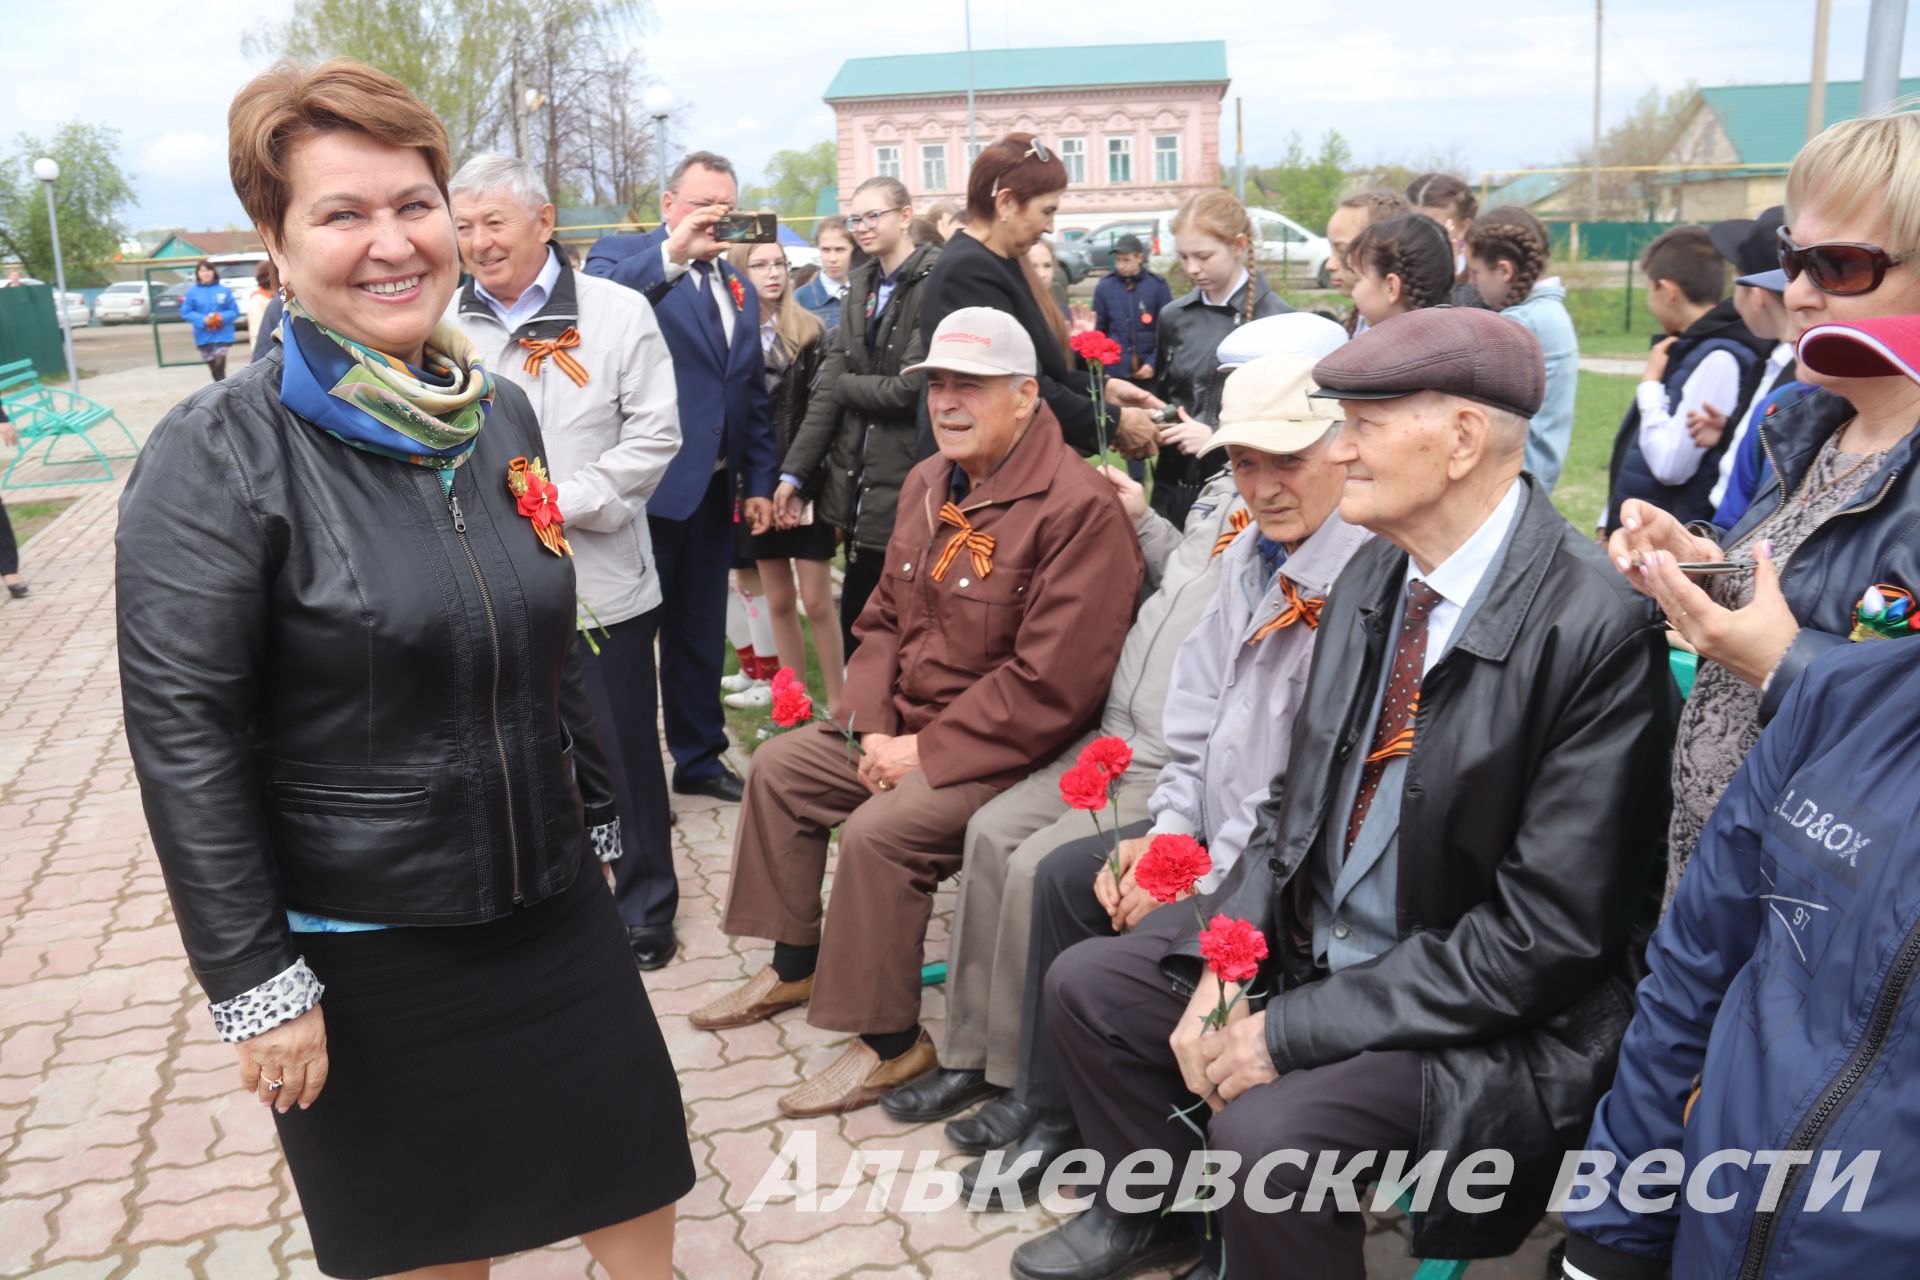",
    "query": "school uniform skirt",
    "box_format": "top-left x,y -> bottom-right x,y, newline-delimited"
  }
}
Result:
272,861 -> 694,1278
